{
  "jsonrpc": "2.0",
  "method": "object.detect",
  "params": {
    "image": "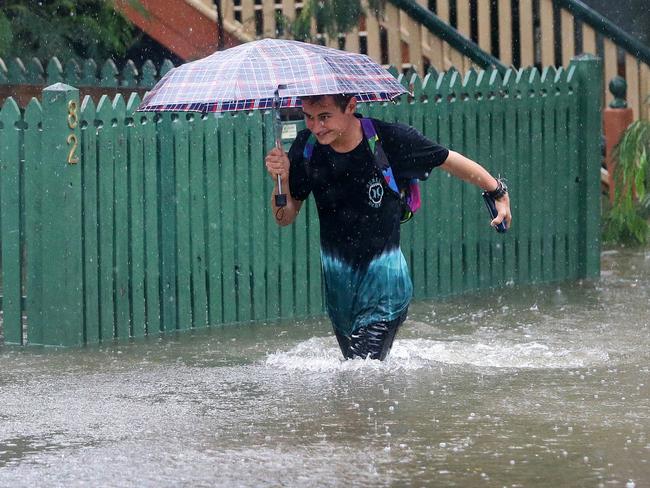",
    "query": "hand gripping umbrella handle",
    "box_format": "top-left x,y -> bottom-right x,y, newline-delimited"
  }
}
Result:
273,88 -> 287,208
